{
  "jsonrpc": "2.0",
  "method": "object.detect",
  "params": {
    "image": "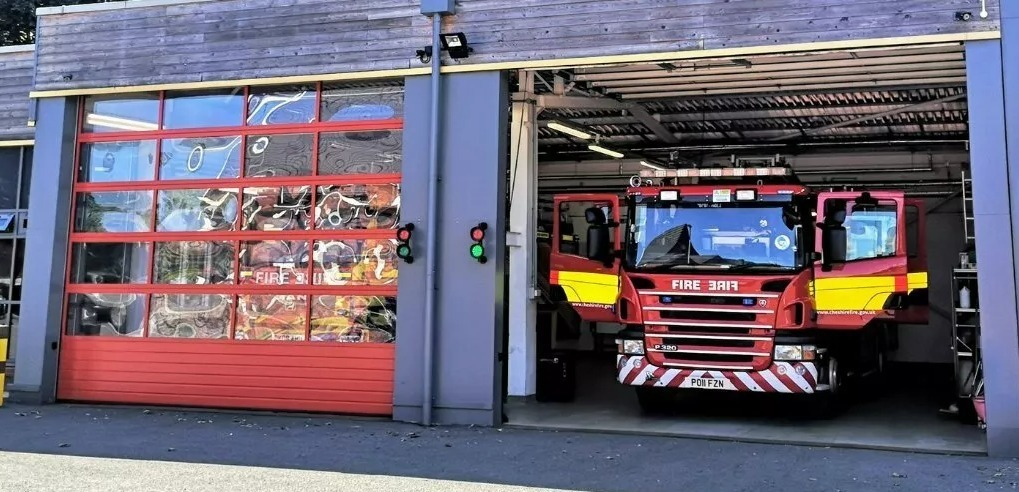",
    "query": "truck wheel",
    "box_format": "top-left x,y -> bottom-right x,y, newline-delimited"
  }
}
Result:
807,357 -> 846,419
636,387 -> 672,414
